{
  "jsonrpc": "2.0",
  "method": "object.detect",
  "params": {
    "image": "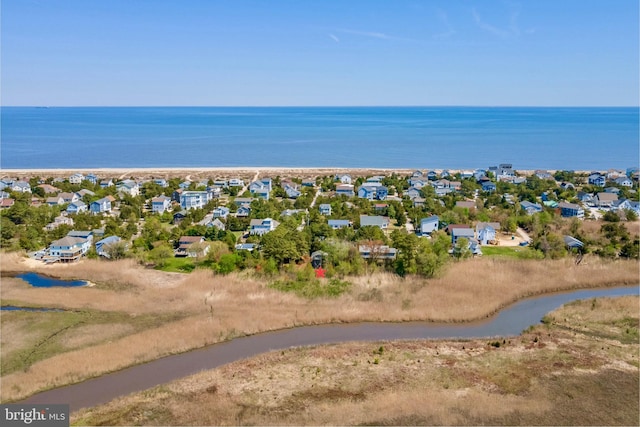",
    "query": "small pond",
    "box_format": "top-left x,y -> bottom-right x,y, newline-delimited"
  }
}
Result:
1,305 -> 64,312
16,272 -> 88,287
